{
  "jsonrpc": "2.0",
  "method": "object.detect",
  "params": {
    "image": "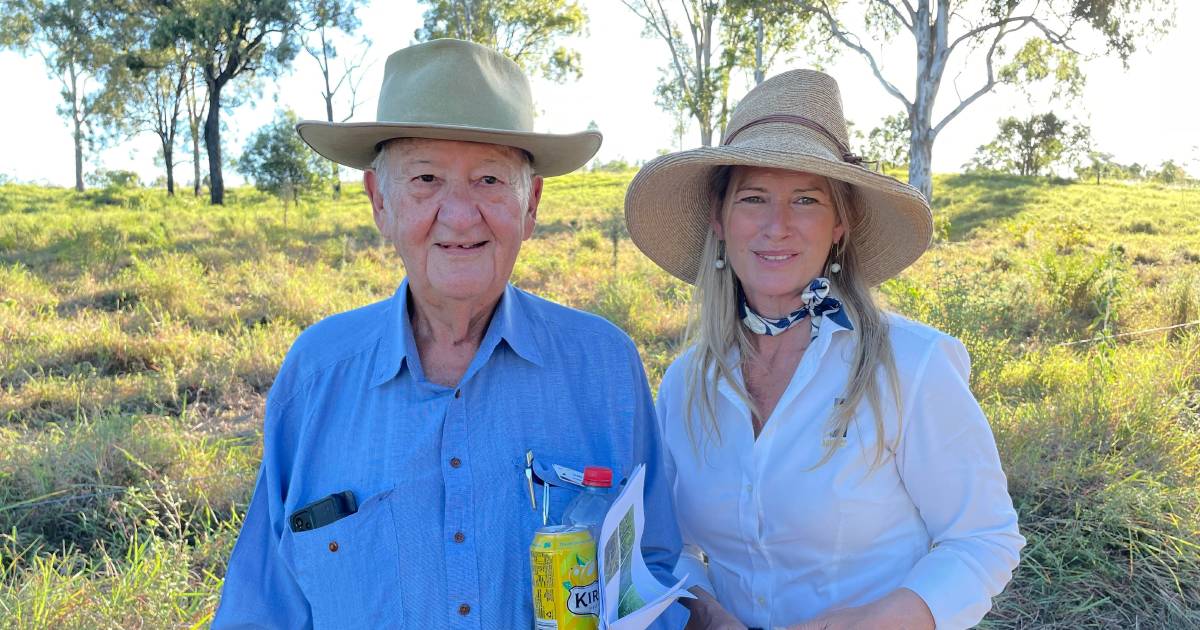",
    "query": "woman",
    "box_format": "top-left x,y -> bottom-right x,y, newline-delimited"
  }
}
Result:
625,70 -> 1024,630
